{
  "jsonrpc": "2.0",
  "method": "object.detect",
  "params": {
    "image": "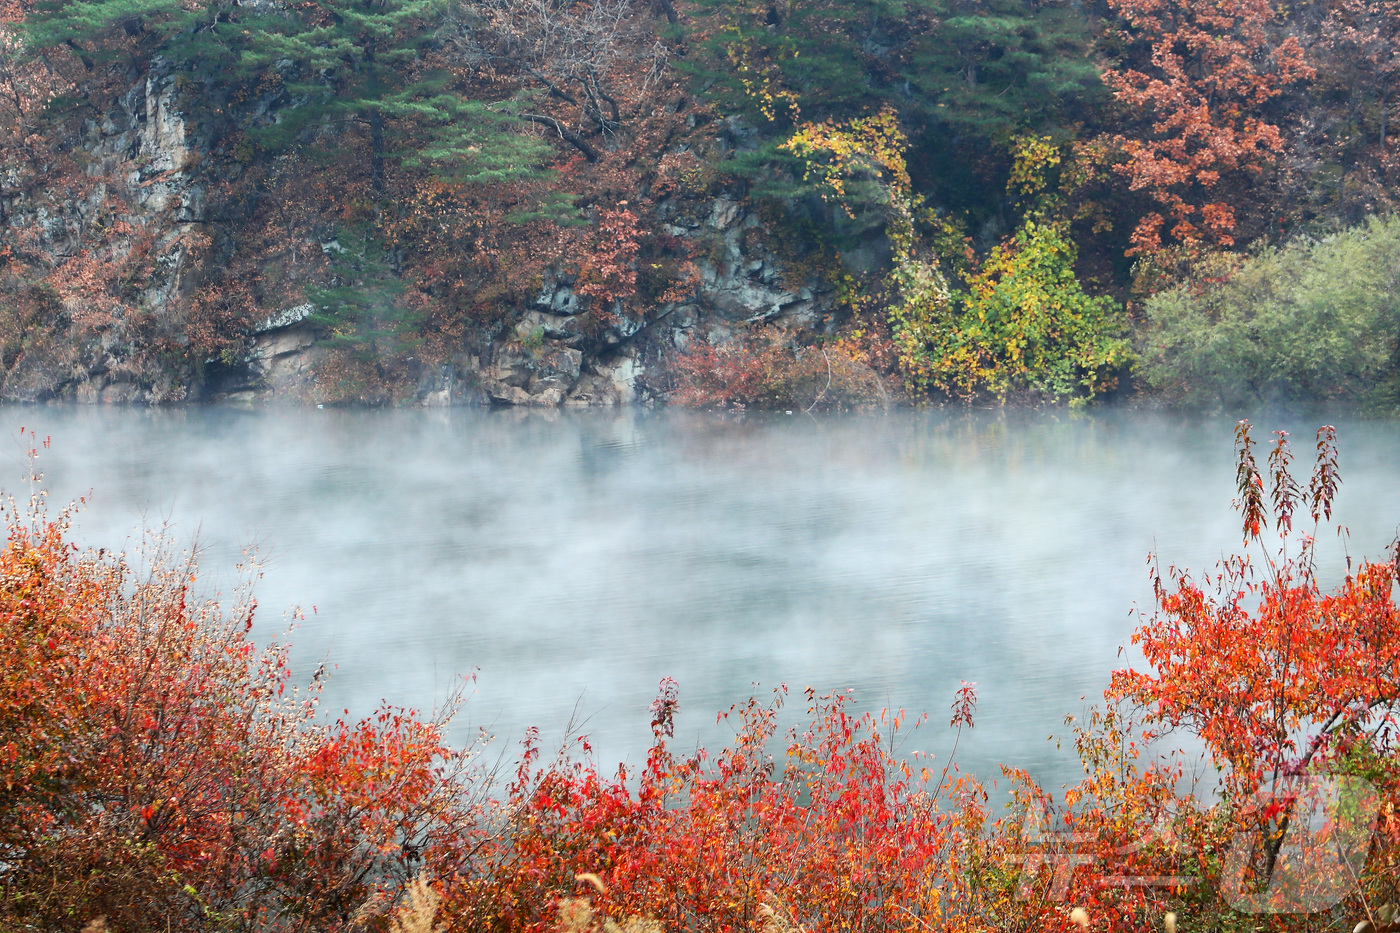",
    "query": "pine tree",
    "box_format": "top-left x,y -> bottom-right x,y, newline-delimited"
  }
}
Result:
306,224 -> 422,352
21,0 -> 193,60
678,0 -> 920,133
223,0 -> 548,196
22,0 -> 551,197
904,0 -> 1105,223
909,0 -> 1104,142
